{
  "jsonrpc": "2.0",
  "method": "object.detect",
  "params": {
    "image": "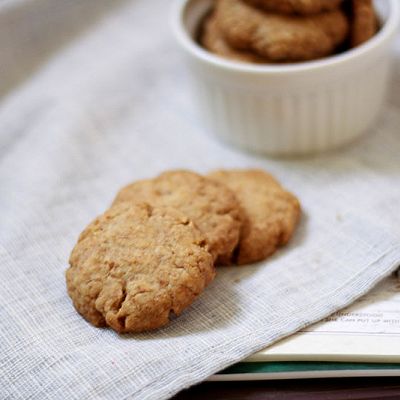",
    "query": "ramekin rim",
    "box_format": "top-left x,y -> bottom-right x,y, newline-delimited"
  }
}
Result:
171,0 -> 400,74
